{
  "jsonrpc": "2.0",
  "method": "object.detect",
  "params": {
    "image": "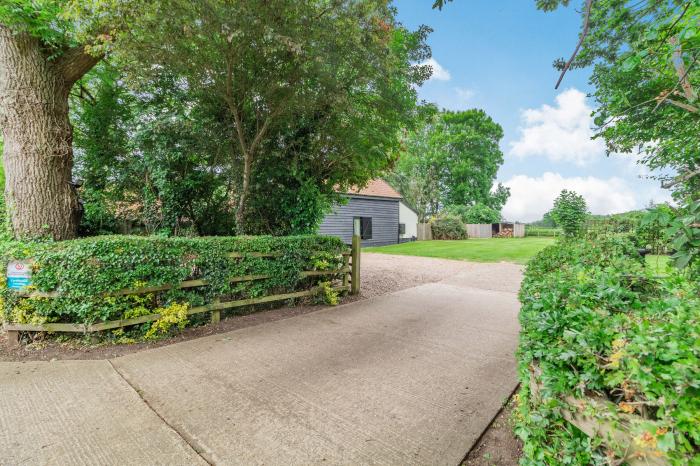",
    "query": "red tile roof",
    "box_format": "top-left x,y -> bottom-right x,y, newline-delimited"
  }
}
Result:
347,179 -> 402,199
